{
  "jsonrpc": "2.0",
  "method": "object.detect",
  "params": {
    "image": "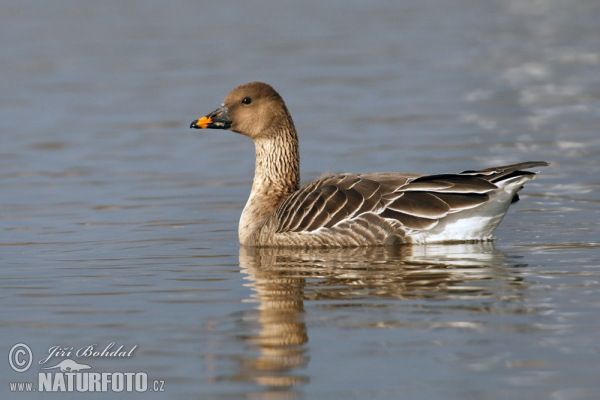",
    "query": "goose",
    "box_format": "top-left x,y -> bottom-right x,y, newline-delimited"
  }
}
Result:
190,82 -> 548,247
